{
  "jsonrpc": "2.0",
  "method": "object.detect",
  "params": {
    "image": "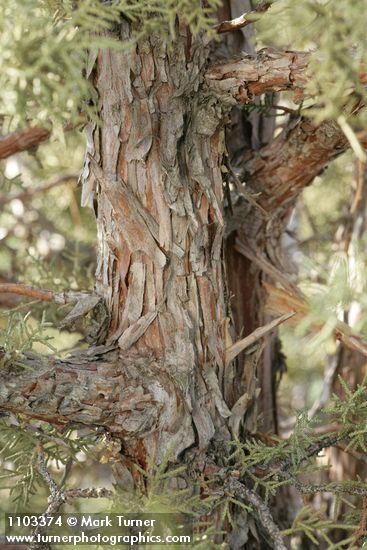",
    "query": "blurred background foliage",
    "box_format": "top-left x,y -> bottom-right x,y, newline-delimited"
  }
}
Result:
0,0 -> 222,133
0,129 -> 105,522
258,0 -> 367,141
0,130 -> 95,355
278,150 -> 367,417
